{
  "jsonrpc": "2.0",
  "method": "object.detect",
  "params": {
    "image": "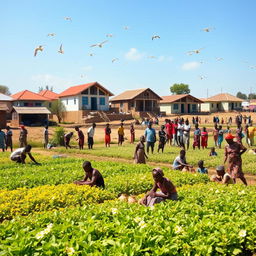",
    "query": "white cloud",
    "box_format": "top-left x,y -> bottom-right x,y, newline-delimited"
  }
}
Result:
157,56 -> 173,62
125,48 -> 144,61
182,61 -> 200,70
